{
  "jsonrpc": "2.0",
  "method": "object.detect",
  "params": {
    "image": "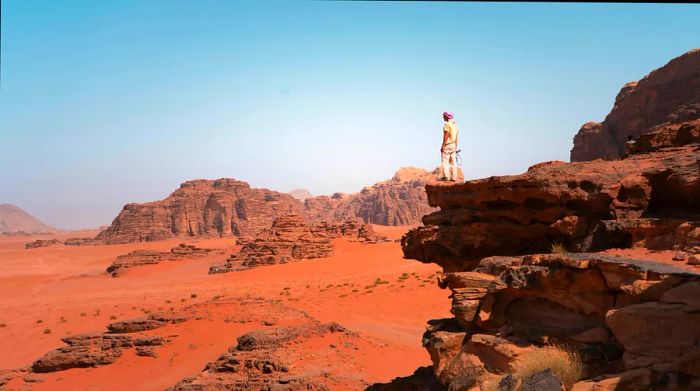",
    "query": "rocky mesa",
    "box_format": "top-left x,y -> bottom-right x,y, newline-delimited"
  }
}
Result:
97,167 -> 451,244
